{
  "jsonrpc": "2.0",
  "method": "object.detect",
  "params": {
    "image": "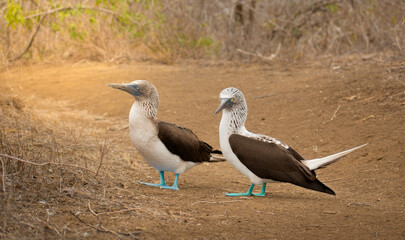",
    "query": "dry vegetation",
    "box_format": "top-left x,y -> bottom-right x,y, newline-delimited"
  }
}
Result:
0,0 -> 404,65
0,91 -> 141,239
